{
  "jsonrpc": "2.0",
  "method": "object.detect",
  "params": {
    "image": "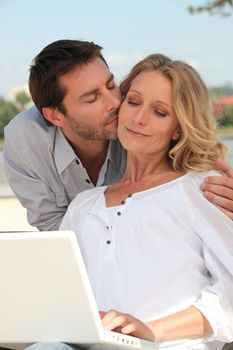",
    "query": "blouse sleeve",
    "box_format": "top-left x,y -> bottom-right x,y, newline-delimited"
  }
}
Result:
193,243 -> 233,342
180,173 -> 233,342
